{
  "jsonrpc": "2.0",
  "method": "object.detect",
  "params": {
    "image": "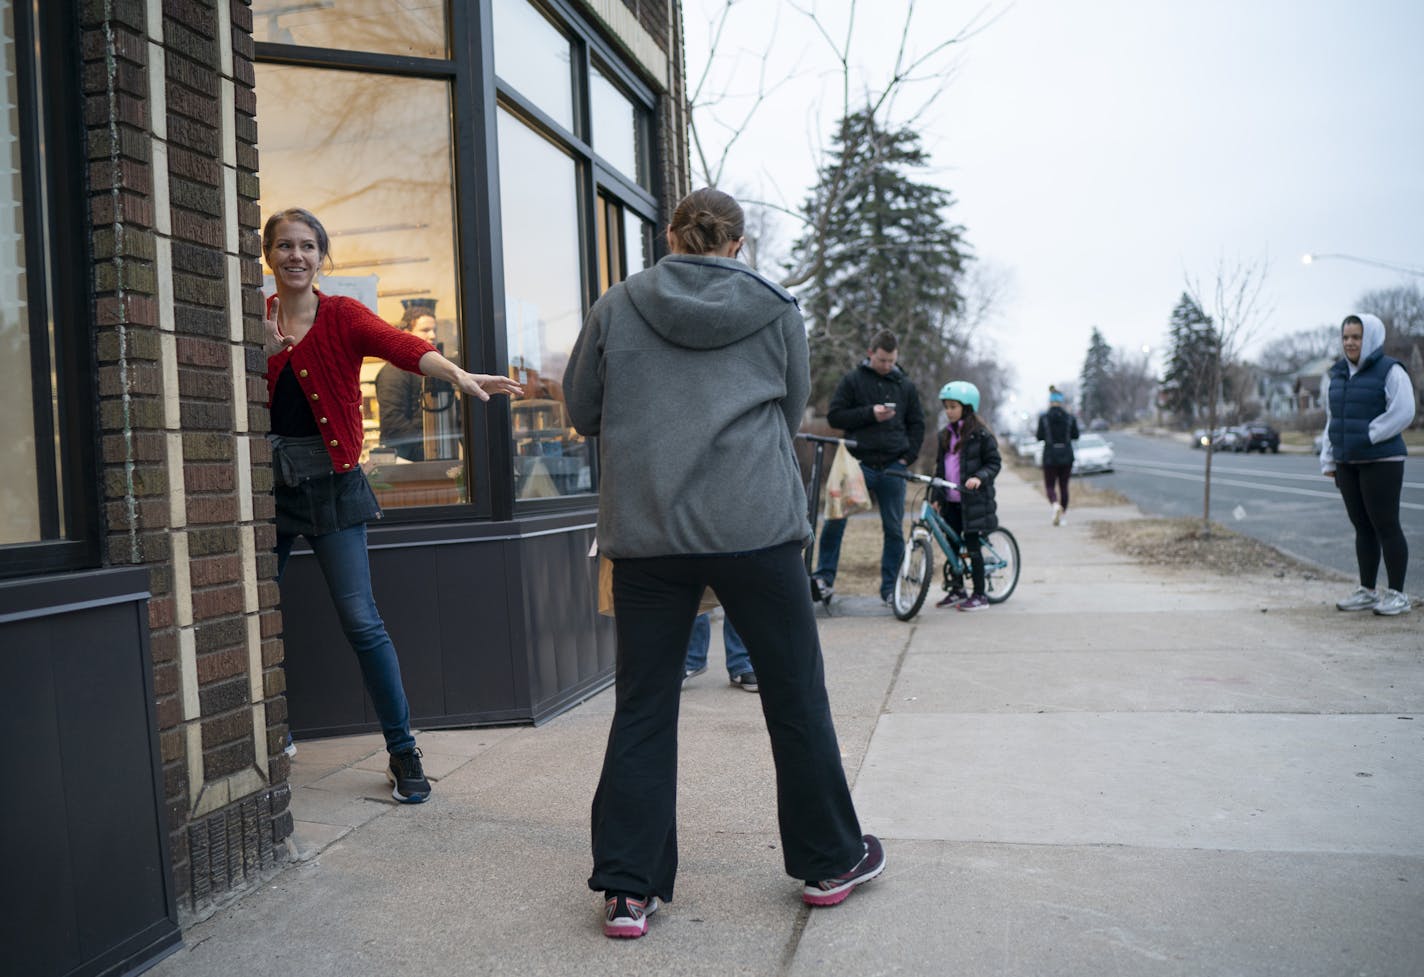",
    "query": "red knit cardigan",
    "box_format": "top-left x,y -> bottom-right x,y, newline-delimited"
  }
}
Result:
265,293 -> 436,471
